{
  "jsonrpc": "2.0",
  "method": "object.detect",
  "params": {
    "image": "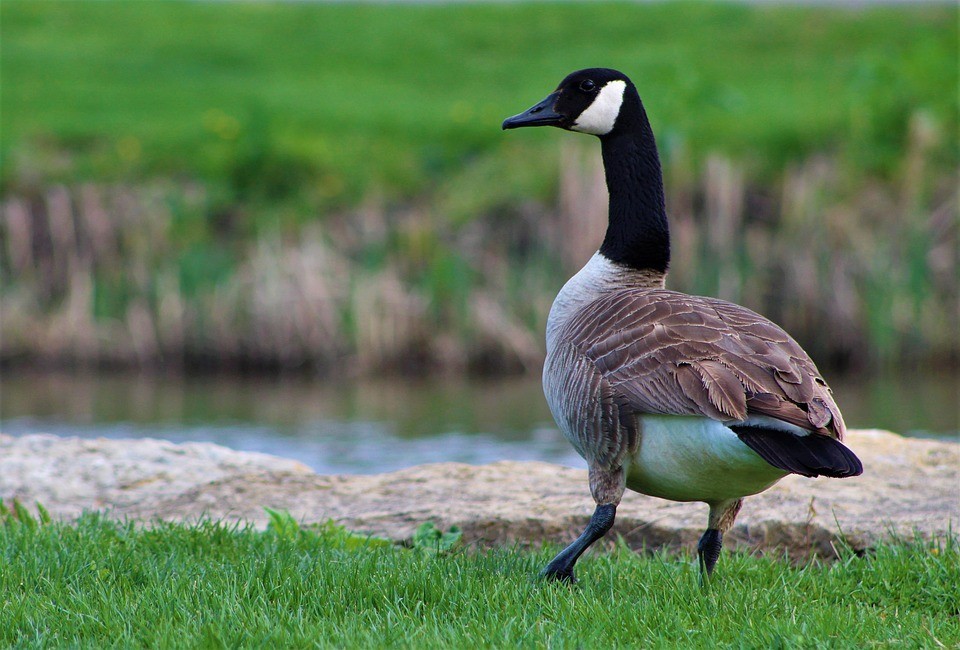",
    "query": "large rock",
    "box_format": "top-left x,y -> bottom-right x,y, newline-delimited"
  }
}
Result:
0,434 -> 311,517
1,430 -> 956,559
